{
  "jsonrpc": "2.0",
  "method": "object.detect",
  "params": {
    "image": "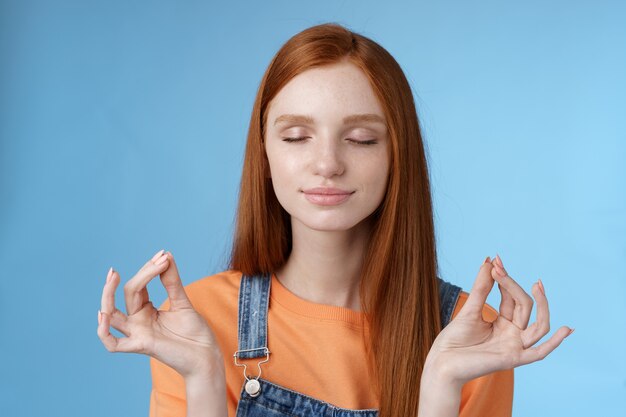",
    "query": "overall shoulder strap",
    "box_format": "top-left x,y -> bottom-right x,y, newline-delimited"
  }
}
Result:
234,272 -> 271,359
437,277 -> 462,328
